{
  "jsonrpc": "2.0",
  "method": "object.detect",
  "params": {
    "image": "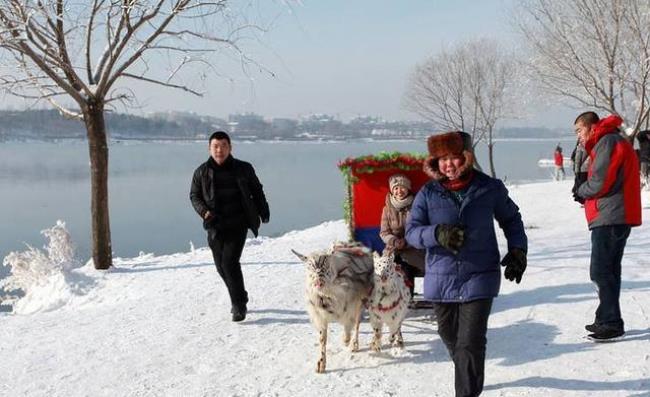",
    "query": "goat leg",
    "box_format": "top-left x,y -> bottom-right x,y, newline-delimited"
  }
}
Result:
350,302 -> 361,352
389,325 -> 404,349
342,323 -> 352,347
316,326 -> 327,373
369,314 -> 382,352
